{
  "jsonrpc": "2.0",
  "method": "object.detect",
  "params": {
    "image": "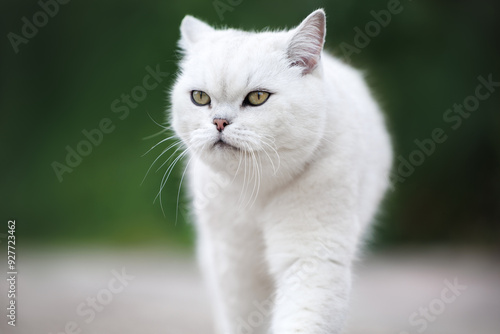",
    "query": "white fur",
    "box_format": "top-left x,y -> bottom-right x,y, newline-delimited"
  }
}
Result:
170,9 -> 392,334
